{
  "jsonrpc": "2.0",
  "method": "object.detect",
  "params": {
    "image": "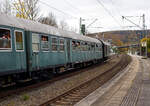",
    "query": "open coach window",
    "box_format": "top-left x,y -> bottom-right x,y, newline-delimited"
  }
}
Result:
0,28 -> 11,50
41,35 -> 49,51
72,41 -> 76,50
77,41 -> 80,51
